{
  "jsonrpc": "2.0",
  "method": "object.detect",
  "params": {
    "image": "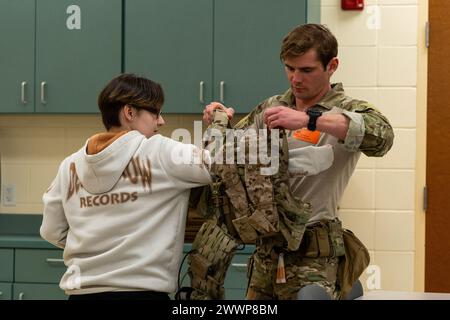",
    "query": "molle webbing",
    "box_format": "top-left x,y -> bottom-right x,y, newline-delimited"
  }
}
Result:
188,219 -> 239,299
187,109 -> 311,299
